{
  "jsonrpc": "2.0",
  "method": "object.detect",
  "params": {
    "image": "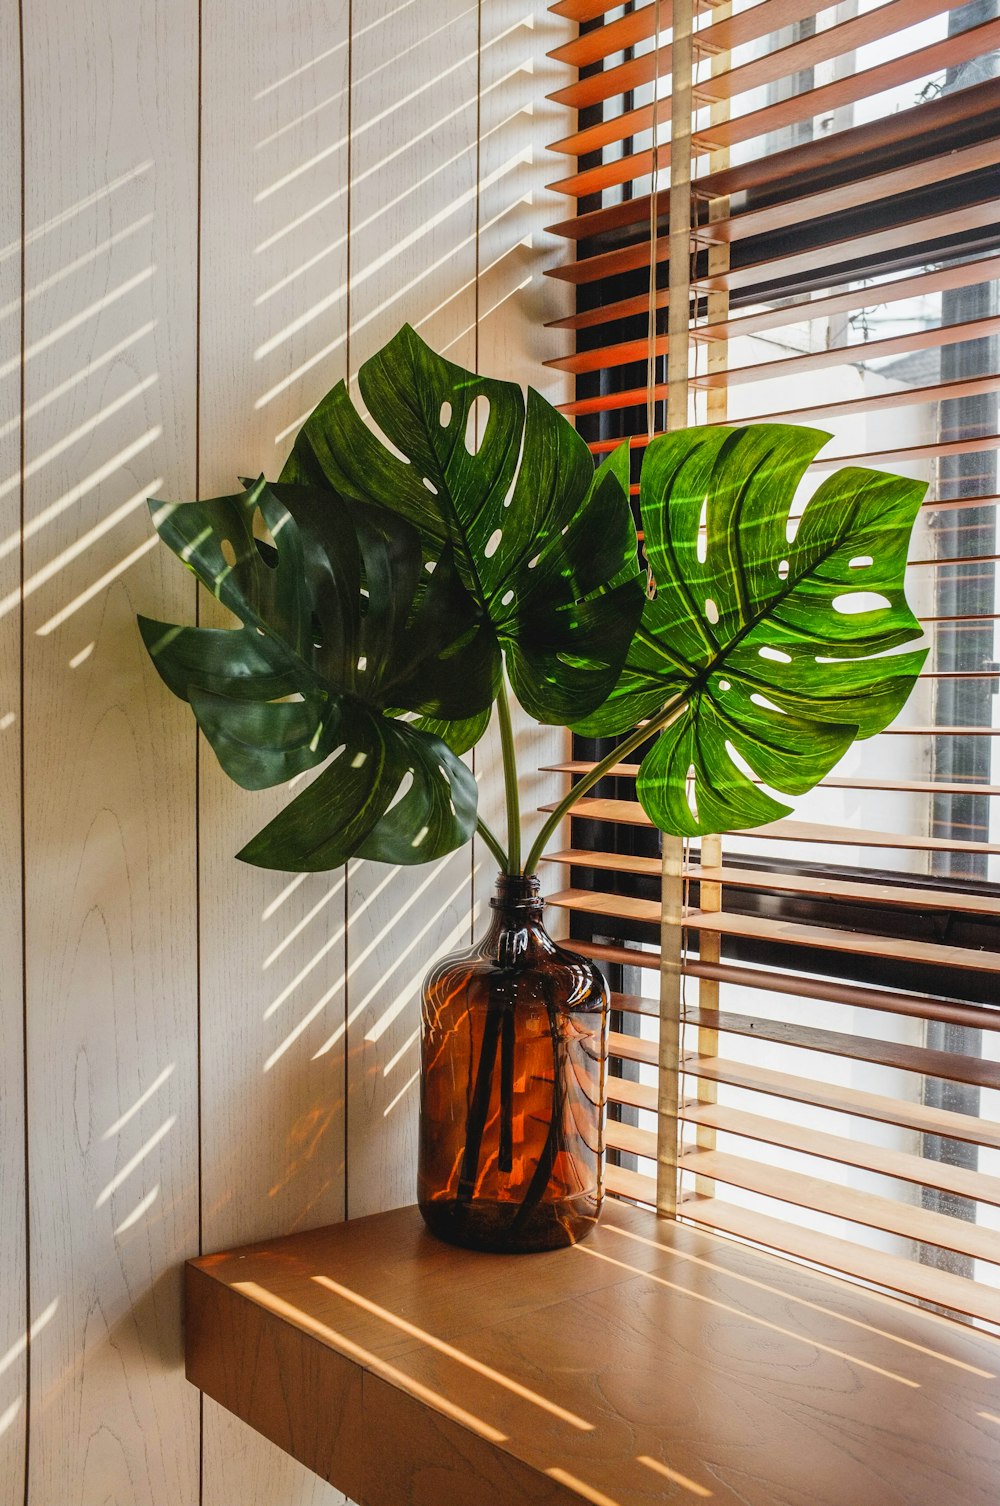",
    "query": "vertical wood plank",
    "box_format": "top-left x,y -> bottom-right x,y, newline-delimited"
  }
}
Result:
474,0 -> 572,928
0,0 -> 25,1494
198,2 -> 351,1501
344,0 -> 480,1221
20,0 -> 201,1500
